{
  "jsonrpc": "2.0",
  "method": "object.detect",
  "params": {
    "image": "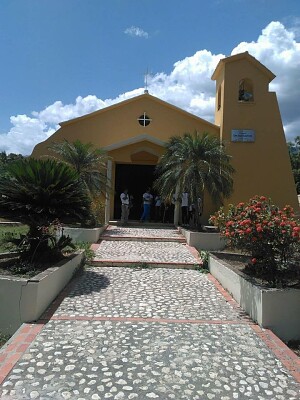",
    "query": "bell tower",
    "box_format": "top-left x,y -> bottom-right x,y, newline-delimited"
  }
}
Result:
211,52 -> 298,209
